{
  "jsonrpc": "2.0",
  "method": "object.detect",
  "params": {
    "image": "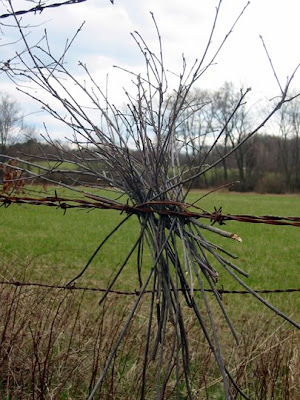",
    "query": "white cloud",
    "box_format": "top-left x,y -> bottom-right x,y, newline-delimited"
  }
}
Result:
0,0 -> 299,140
